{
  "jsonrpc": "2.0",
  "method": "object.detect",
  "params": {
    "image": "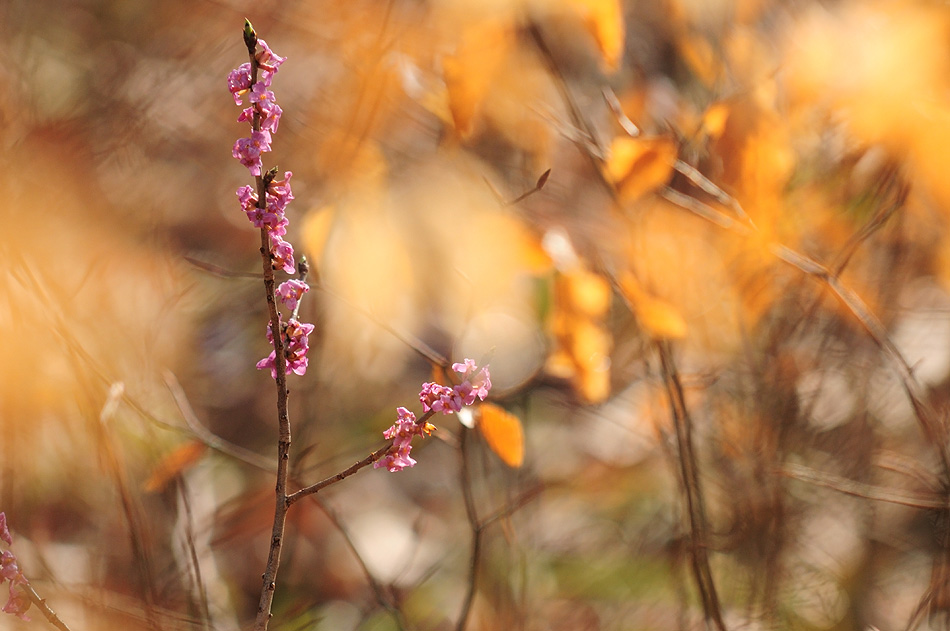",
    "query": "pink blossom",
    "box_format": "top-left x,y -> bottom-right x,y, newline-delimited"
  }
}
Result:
420,381 -> 462,414
256,39 -> 286,84
269,234 -> 295,274
0,514 -> 9,547
374,407 -> 435,472
227,63 -> 252,105
249,82 -> 283,132
256,318 -> 315,379
451,360 -> 491,406
276,279 -> 309,311
267,171 -> 294,212
2,580 -> 29,621
232,129 -> 272,176
0,552 -> 17,582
